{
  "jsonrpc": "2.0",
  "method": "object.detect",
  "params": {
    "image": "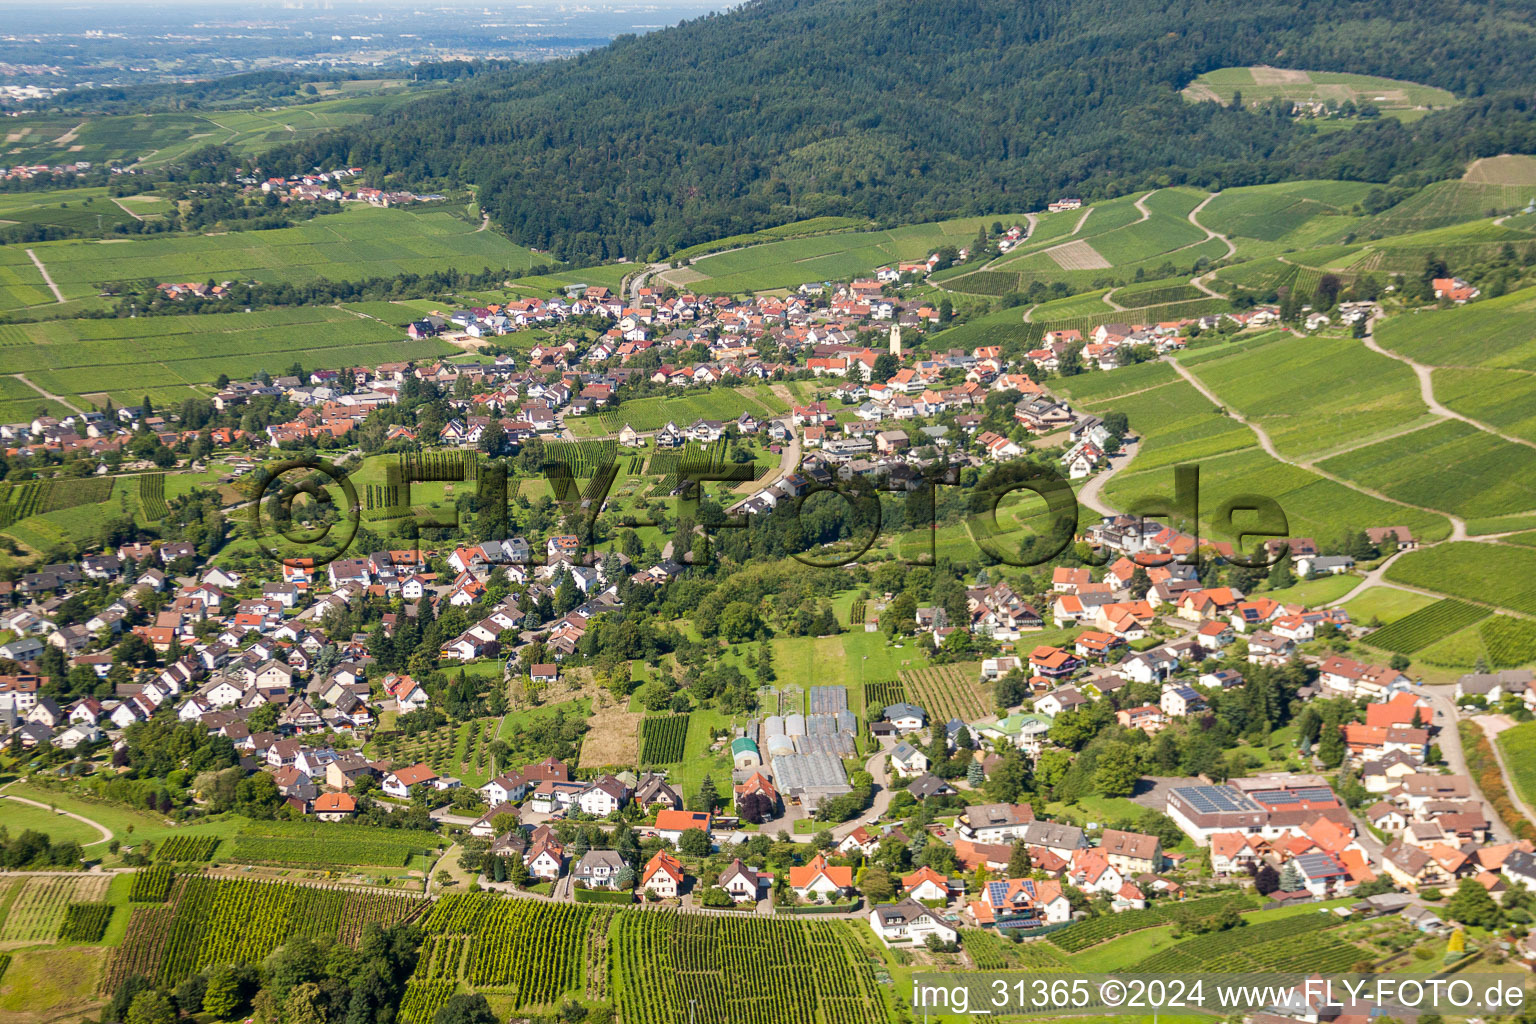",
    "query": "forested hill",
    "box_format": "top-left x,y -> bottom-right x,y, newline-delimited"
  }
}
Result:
270,0 -> 1536,261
